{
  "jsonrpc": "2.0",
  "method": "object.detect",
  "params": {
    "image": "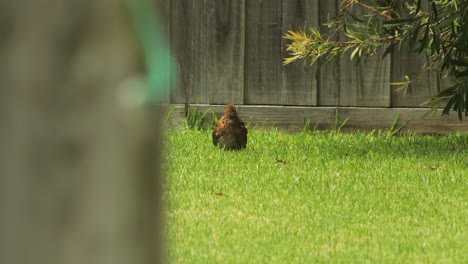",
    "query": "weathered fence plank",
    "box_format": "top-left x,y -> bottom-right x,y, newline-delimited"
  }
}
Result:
339,57 -> 391,107
336,107 -> 465,134
391,49 -> 438,107
280,0 -> 318,106
318,0 -> 341,106
169,104 -> 467,134
245,0 -> 283,104
170,0 -> 245,104
337,5 -> 391,107
207,0 -> 245,104
390,1 -> 441,107
169,0 -> 196,103
316,0 -> 391,107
